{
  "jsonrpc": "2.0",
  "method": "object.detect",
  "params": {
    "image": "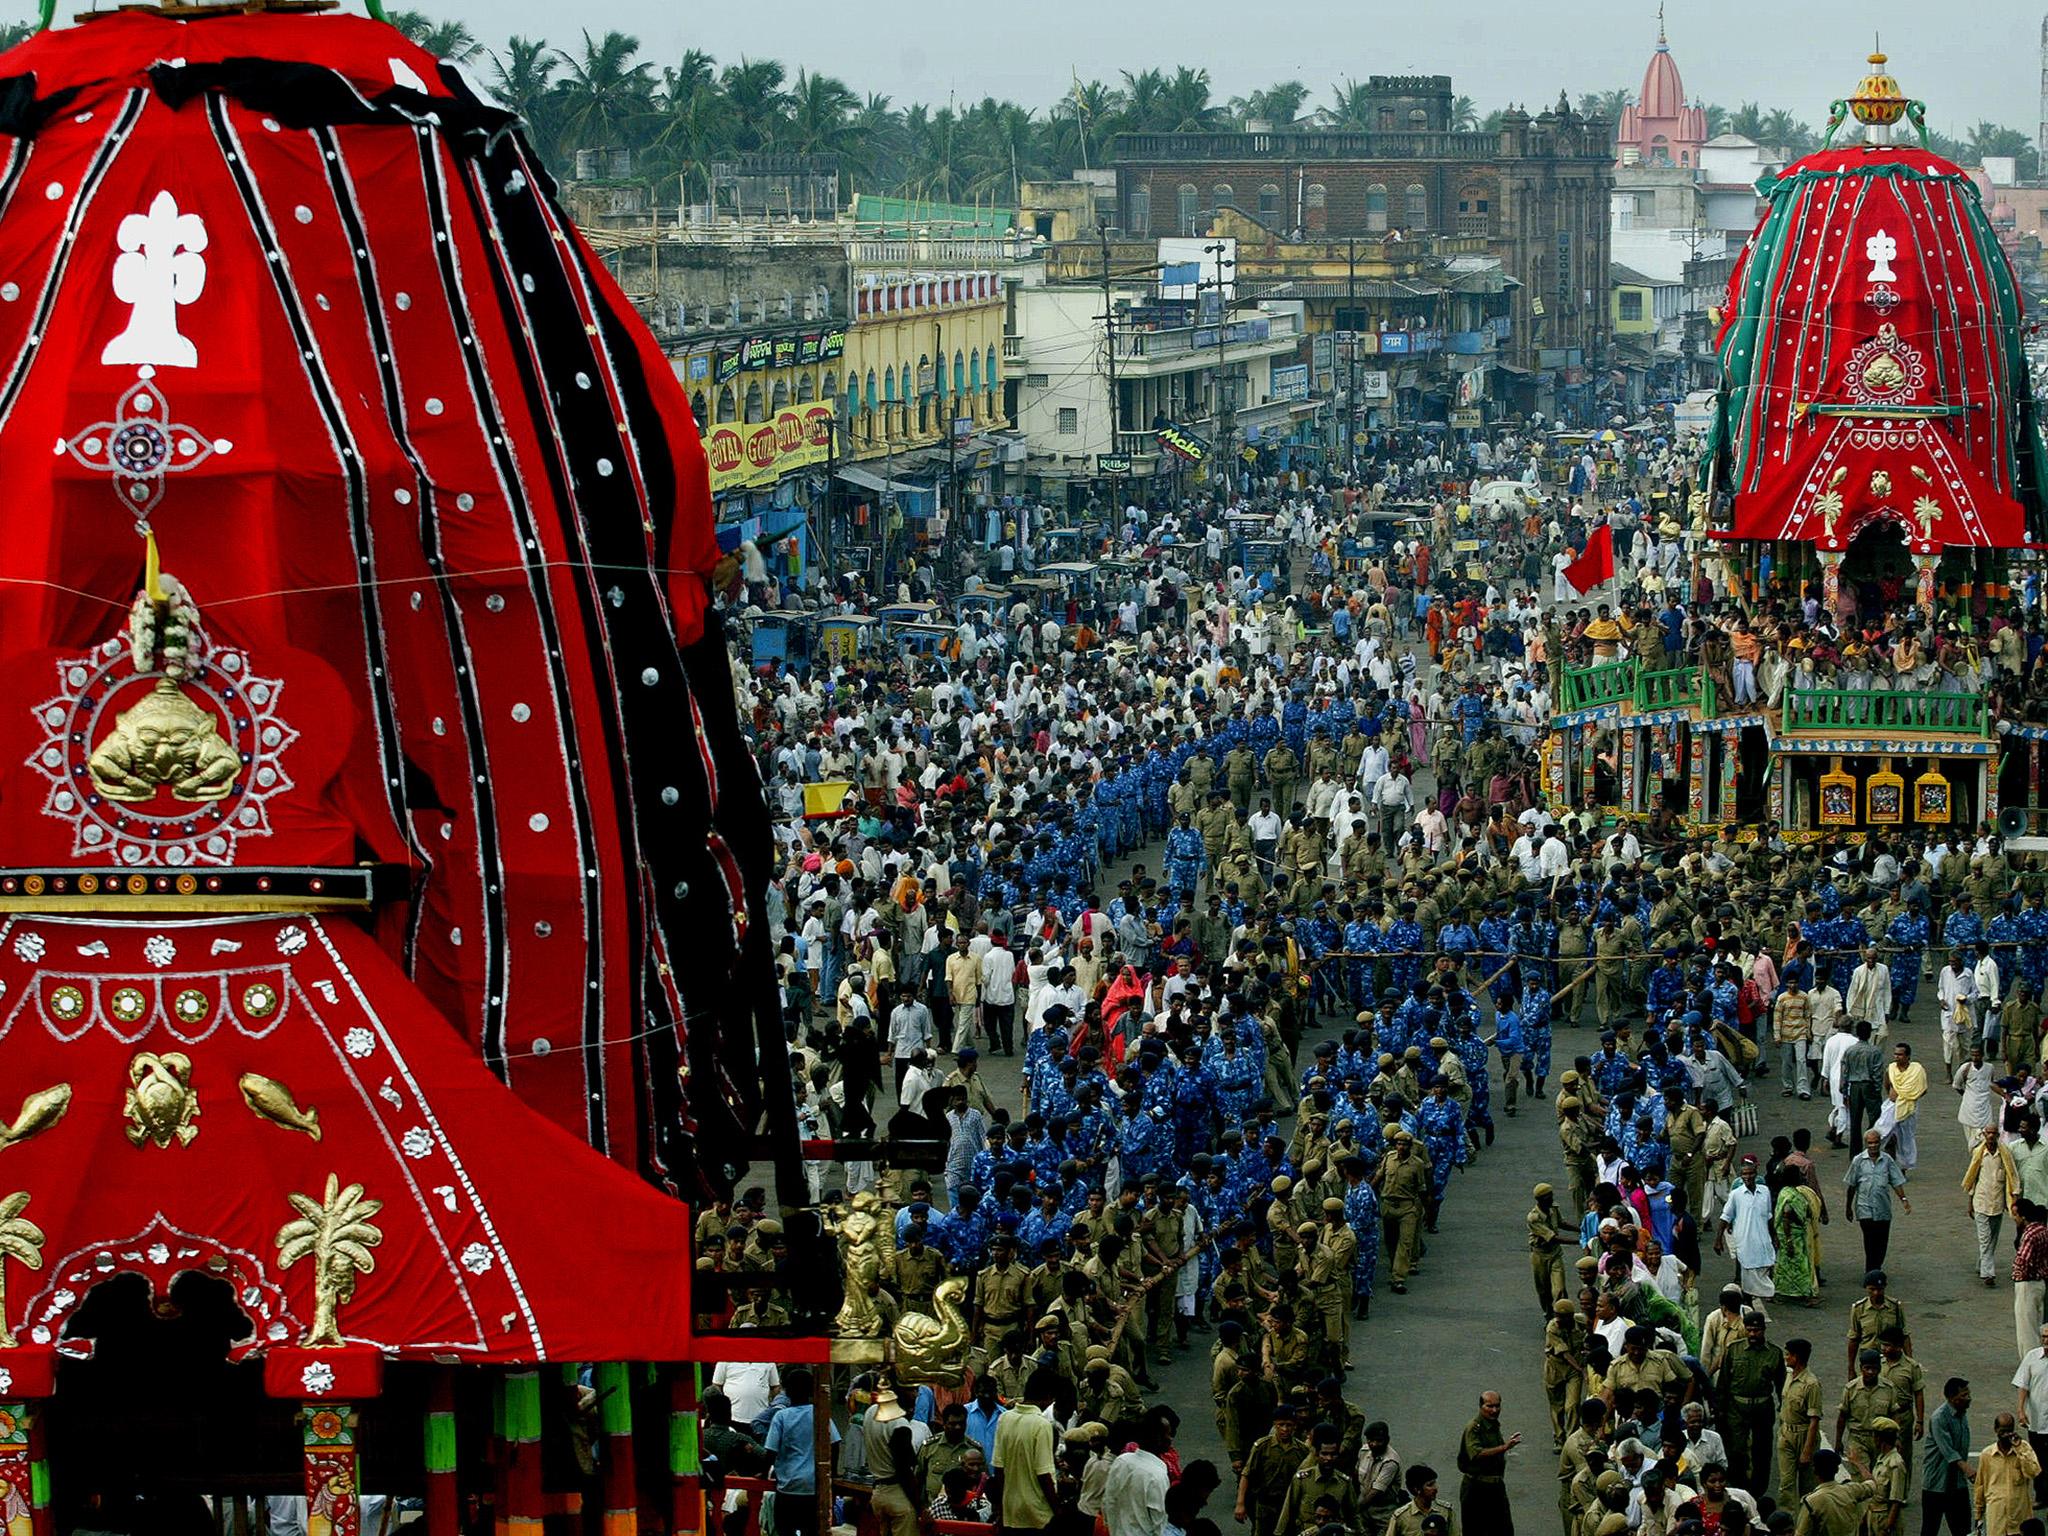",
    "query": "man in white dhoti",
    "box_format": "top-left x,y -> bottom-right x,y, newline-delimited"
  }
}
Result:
1714,1154 -> 1778,1300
